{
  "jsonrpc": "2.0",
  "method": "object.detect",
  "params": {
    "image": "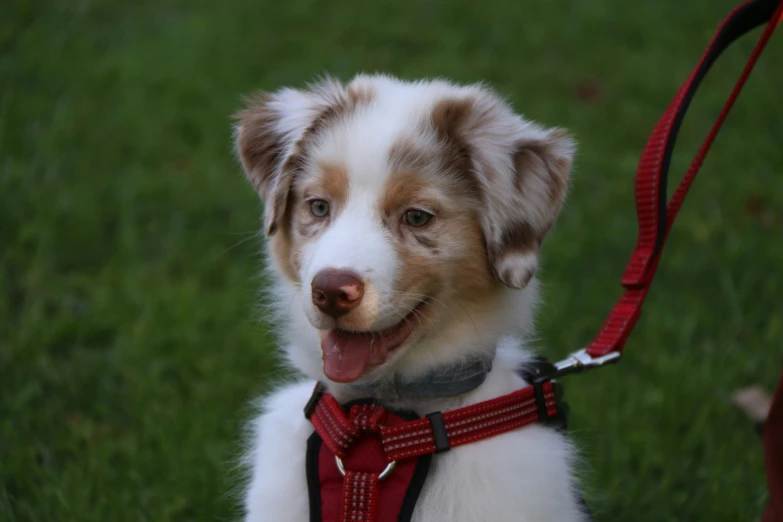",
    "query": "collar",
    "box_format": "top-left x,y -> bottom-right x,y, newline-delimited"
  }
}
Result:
345,358 -> 493,400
